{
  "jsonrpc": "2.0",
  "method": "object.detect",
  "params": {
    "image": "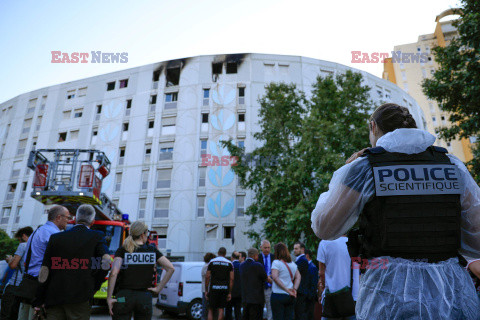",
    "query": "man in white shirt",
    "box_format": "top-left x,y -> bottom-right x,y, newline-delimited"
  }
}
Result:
317,236 -> 359,320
